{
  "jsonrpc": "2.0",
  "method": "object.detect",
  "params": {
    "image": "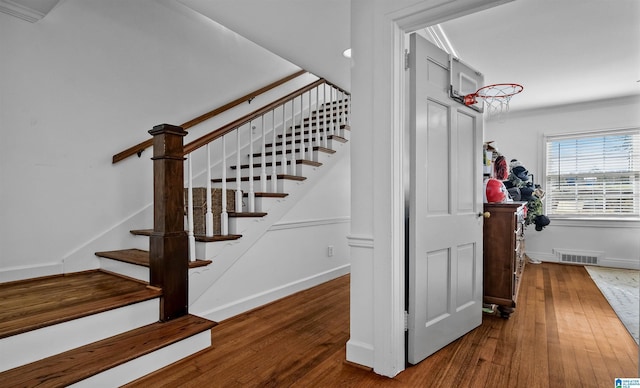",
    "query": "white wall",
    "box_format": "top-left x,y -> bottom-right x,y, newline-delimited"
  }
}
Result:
485,96 -> 640,269
191,147 -> 352,322
0,0 -> 301,280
